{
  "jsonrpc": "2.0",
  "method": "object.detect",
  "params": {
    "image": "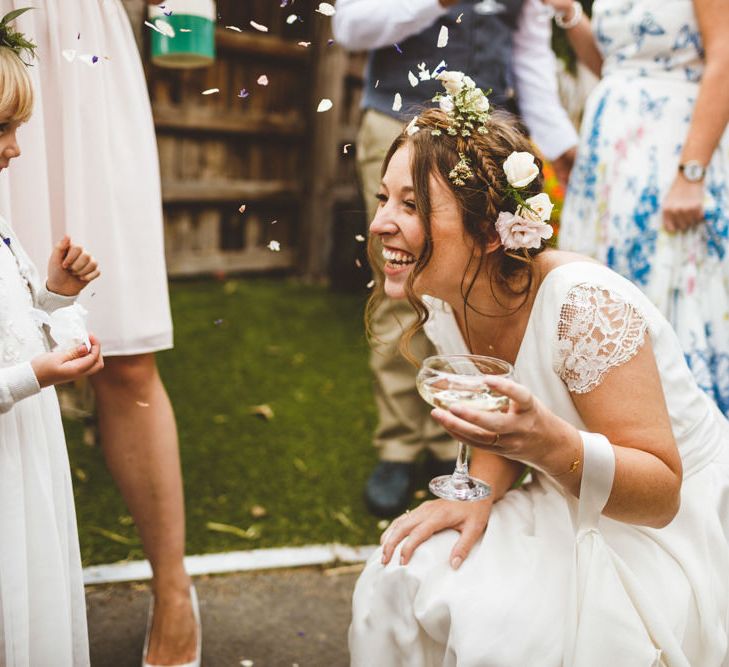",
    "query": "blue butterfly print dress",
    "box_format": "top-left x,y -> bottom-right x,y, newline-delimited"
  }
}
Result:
559,0 -> 729,416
